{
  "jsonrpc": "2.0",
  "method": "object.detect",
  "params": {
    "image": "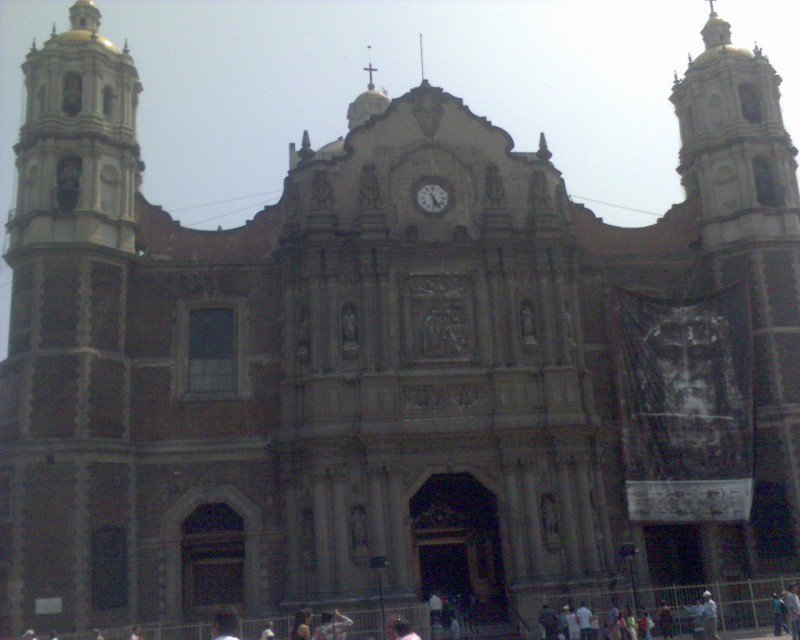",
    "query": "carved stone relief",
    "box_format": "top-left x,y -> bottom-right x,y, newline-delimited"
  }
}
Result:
405,275 -> 474,362
359,164 -> 381,210
341,304 -> 359,355
402,384 -> 485,411
530,171 -> 553,210
311,170 -> 334,209
411,82 -> 445,137
519,299 -> 538,345
485,164 -> 507,209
